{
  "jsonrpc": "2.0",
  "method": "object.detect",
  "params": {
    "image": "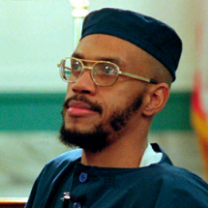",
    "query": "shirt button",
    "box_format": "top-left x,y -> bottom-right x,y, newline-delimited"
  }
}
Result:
79,172 -> 88,183
73,202 -> 82,208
